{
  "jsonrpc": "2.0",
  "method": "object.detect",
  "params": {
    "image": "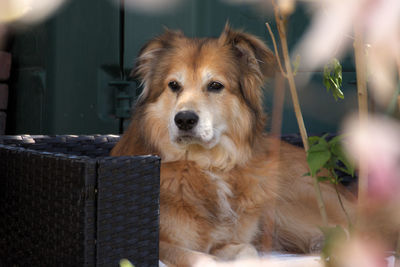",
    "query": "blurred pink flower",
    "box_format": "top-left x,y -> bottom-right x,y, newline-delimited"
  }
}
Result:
294,0 -> 400,105
334,237 -> 388,267
0,0 -> 68,25
294,0 -> 358,70
111,0 -> 182,13
343,115 -> 400,201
